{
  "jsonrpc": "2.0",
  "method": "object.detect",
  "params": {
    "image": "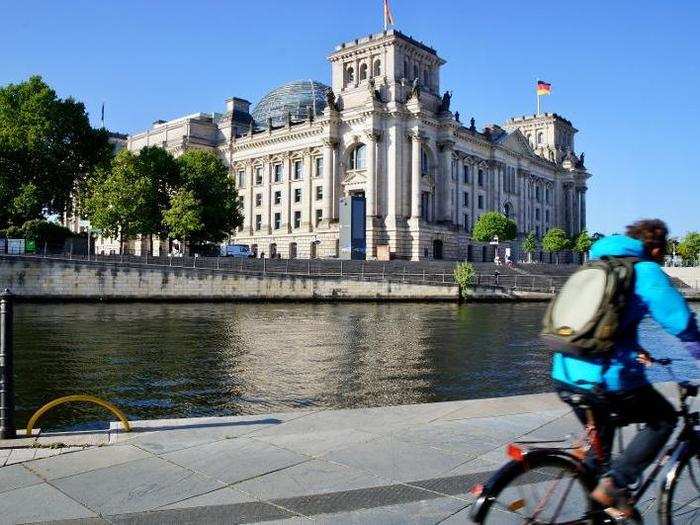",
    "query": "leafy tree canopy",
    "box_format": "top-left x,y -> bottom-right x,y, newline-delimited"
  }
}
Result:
472,212 -> 517,243
542,228 -> 571,253
173,150 -> 243,244
521,231 -> 537,254
573,230 -> 593,253
163,190 -> 203,241
0,76 -> 111,227
678,232 -> 700,264
453,262 -> 476,297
